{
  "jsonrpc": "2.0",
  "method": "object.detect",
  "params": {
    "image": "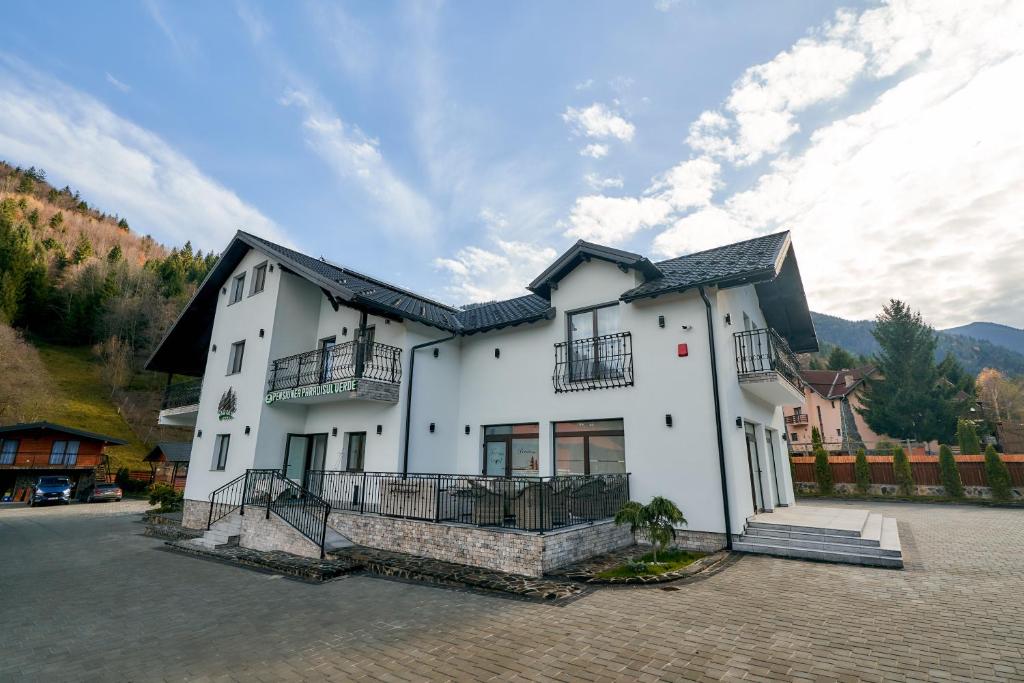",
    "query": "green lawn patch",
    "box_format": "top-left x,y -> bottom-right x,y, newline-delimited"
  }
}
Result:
595,549 -> 704,579
33,342 -> 150,468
